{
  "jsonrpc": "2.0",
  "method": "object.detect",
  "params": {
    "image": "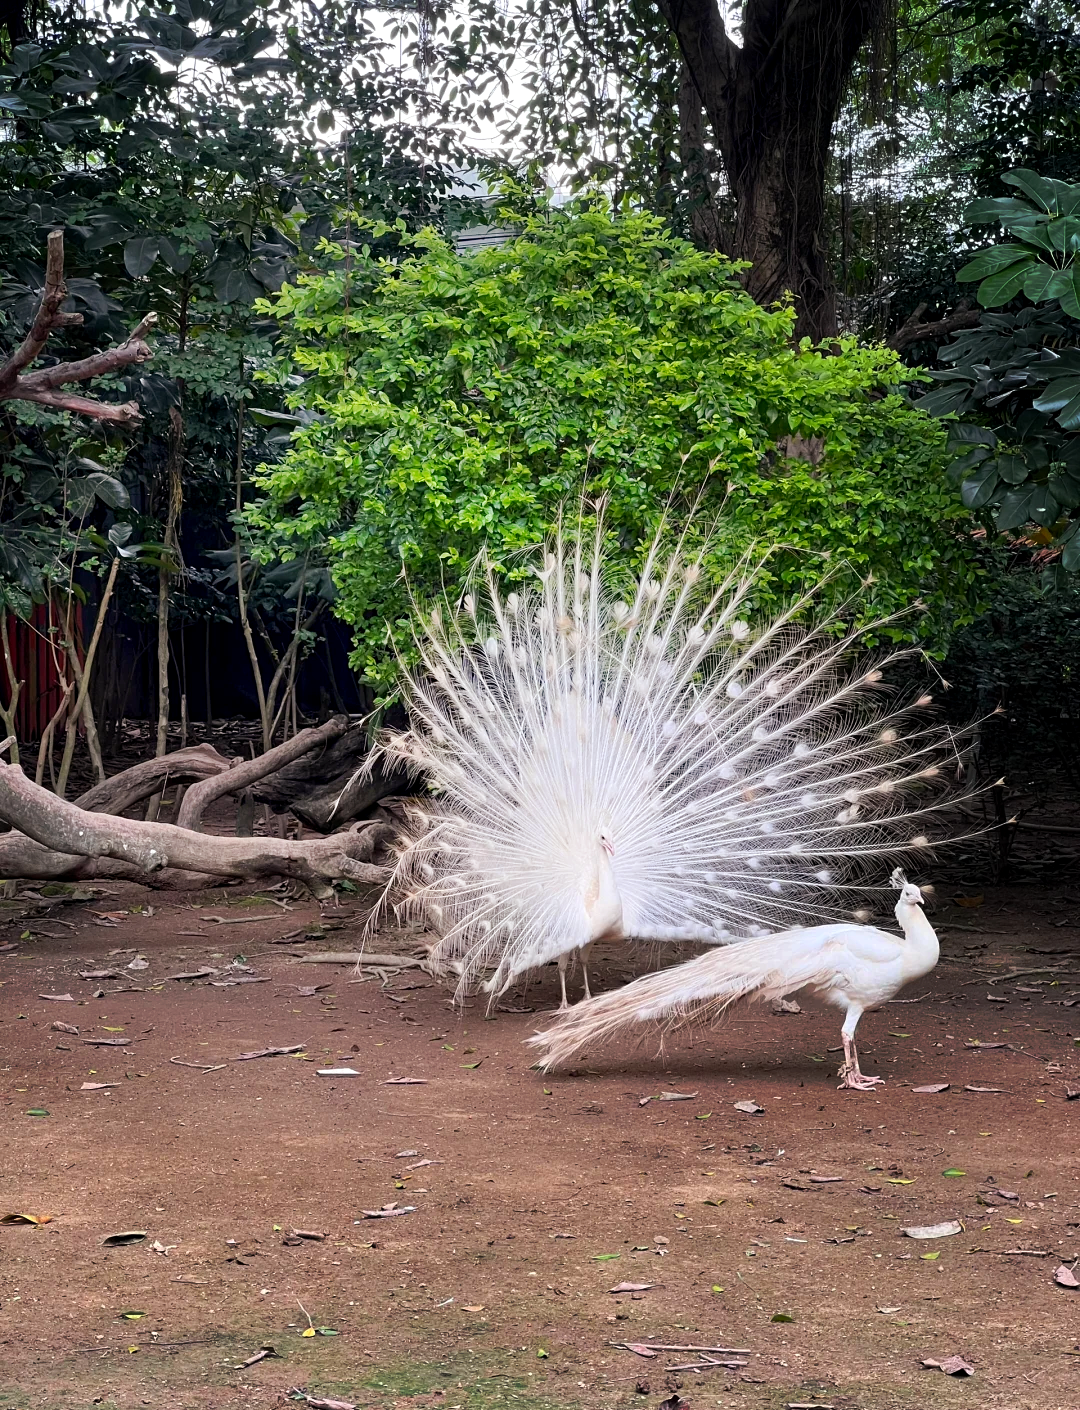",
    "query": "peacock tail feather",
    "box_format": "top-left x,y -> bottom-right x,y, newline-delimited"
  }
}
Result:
369,510 -> 968,1000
